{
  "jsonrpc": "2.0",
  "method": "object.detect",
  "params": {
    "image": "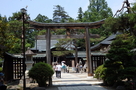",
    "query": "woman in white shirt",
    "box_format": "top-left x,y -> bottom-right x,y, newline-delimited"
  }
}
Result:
55,63 -> 62,78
